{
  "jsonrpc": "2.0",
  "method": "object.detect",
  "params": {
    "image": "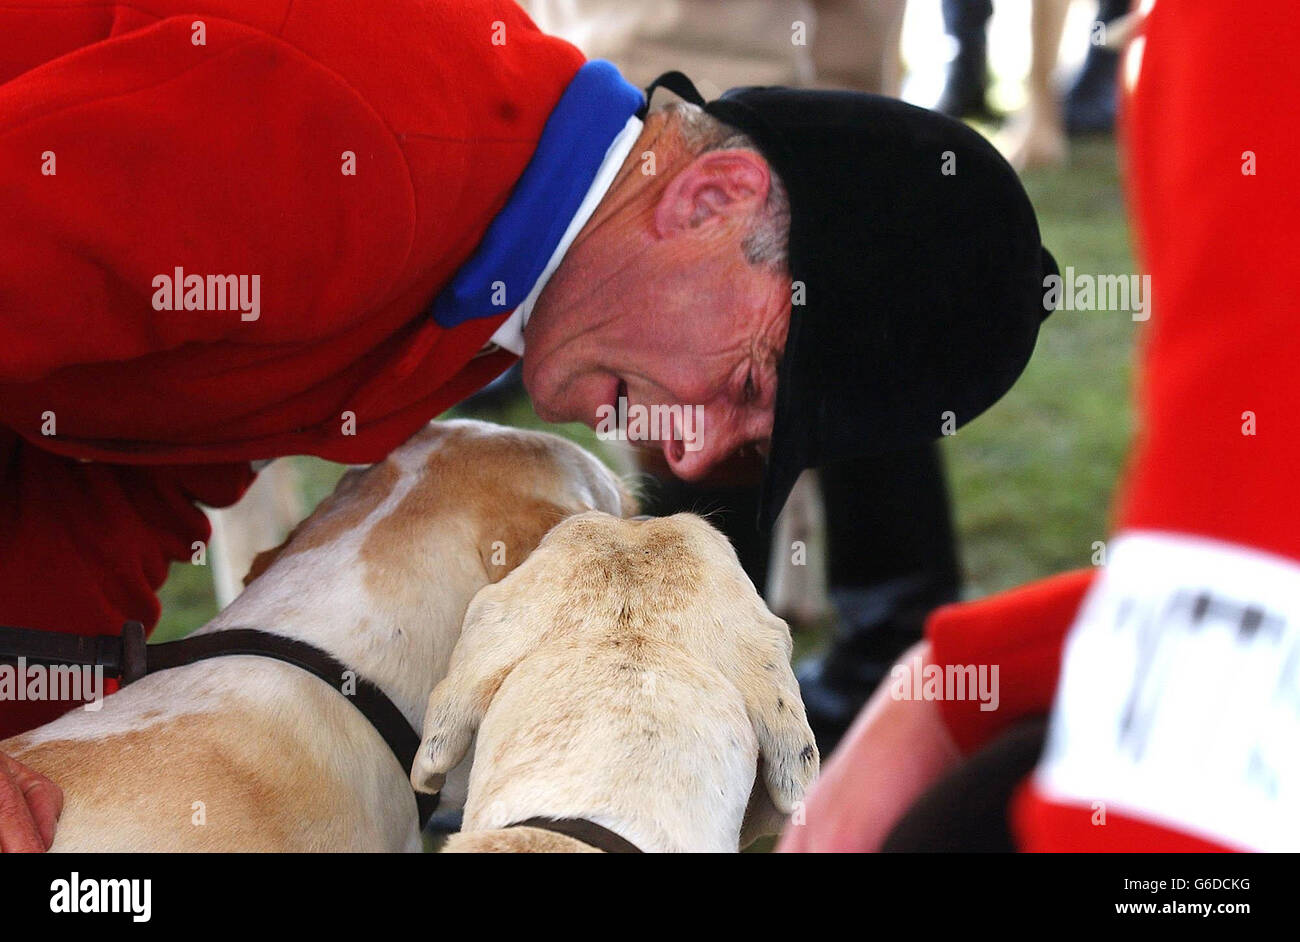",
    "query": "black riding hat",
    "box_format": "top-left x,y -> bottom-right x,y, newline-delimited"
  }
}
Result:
640,73 -> 1057,530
